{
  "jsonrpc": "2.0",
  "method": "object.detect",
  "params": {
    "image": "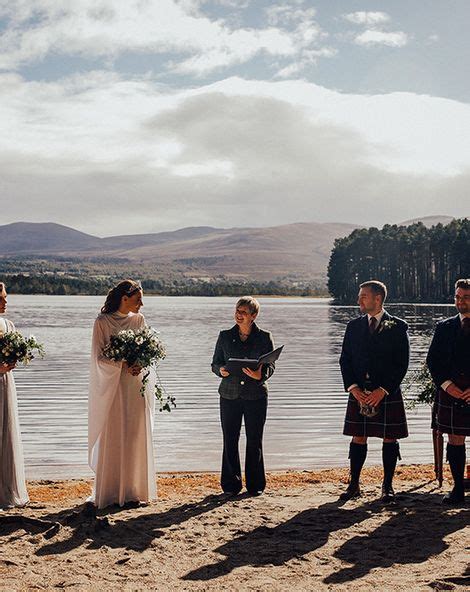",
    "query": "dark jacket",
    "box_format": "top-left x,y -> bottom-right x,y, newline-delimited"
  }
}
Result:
211,323 -> 275,400
427,315 -> 469,387
339,311 -> 409,395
